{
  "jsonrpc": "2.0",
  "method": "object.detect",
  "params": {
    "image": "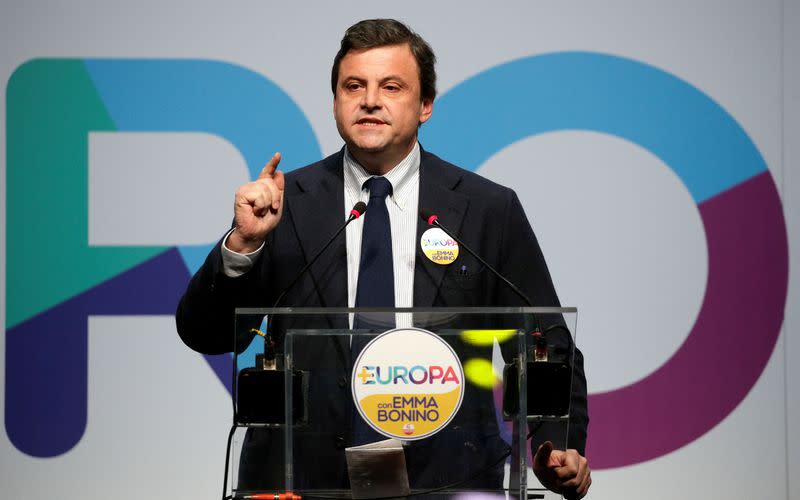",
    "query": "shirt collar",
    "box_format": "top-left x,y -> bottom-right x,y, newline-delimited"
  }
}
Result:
343,142 -> 420,211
